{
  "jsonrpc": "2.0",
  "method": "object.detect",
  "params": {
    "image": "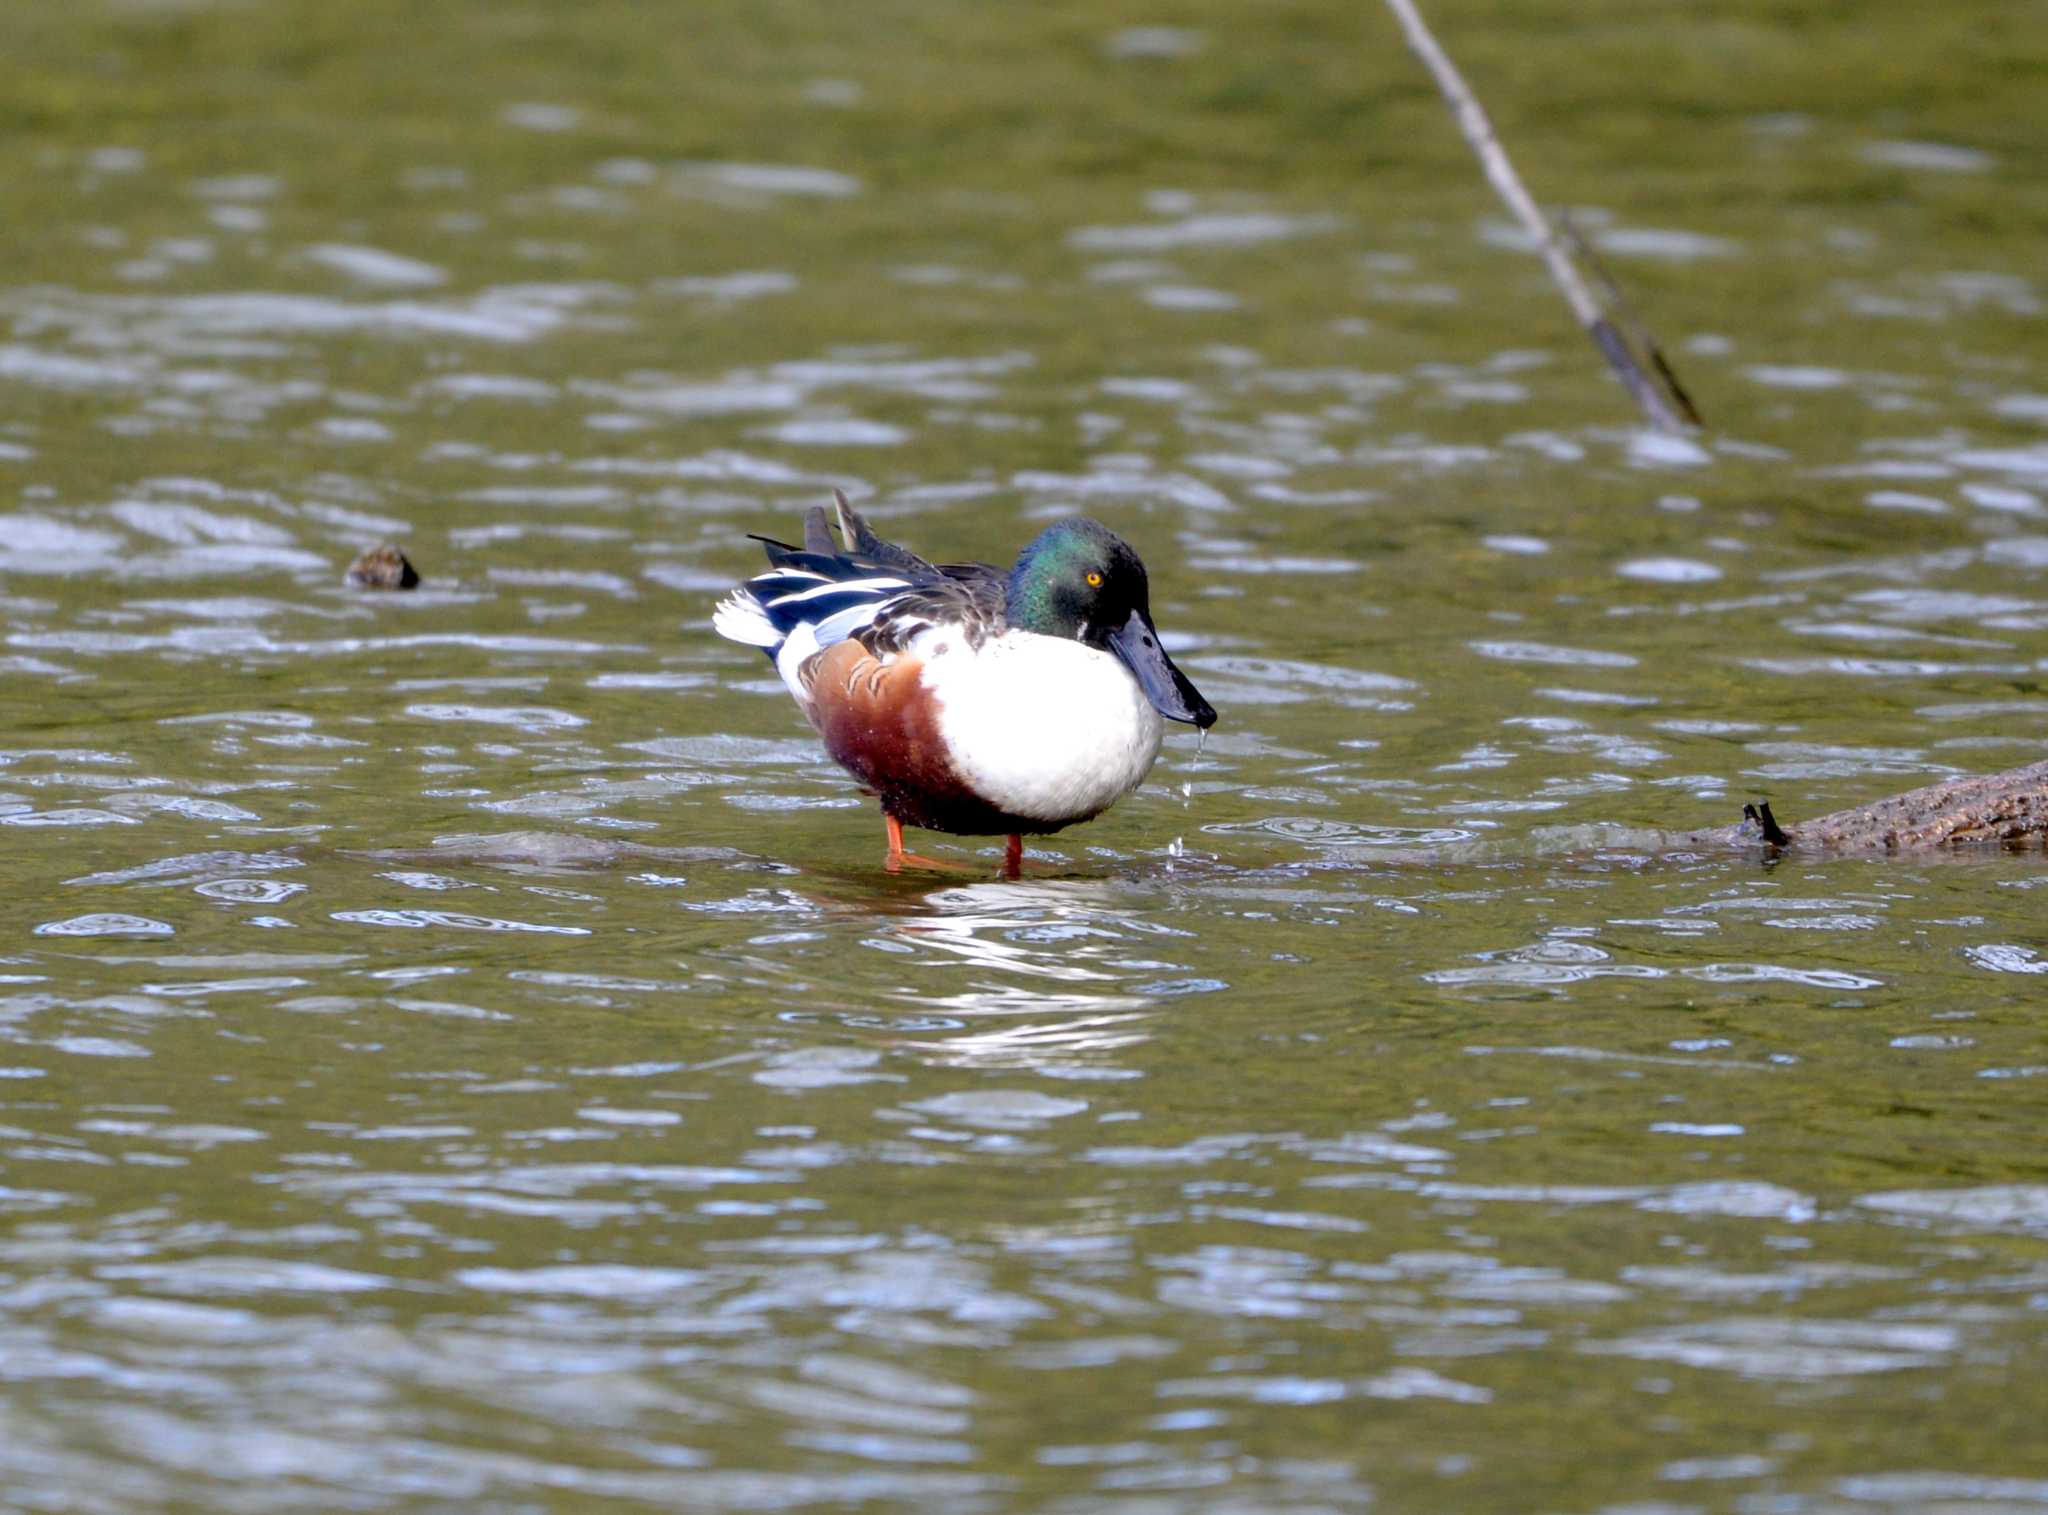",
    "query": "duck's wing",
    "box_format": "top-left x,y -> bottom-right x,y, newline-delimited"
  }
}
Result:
824,491 -> 1015,645
854,571 -> 1006,656
713,496 -> 1008,702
